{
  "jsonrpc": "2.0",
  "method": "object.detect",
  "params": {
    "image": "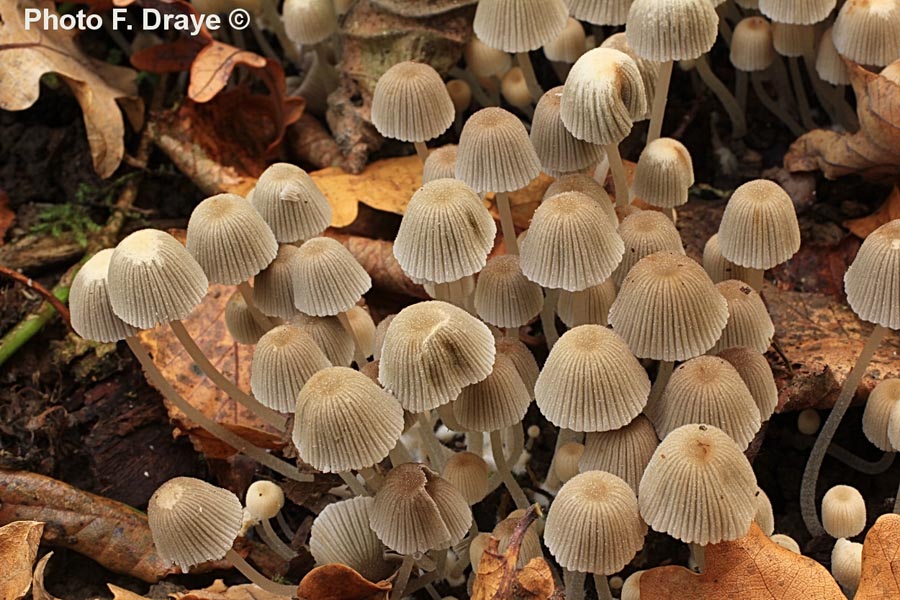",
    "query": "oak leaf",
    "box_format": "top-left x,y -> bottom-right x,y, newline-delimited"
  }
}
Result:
296,564 -> 391,600
853,513 -> 900,599
0,520 -> 43,600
